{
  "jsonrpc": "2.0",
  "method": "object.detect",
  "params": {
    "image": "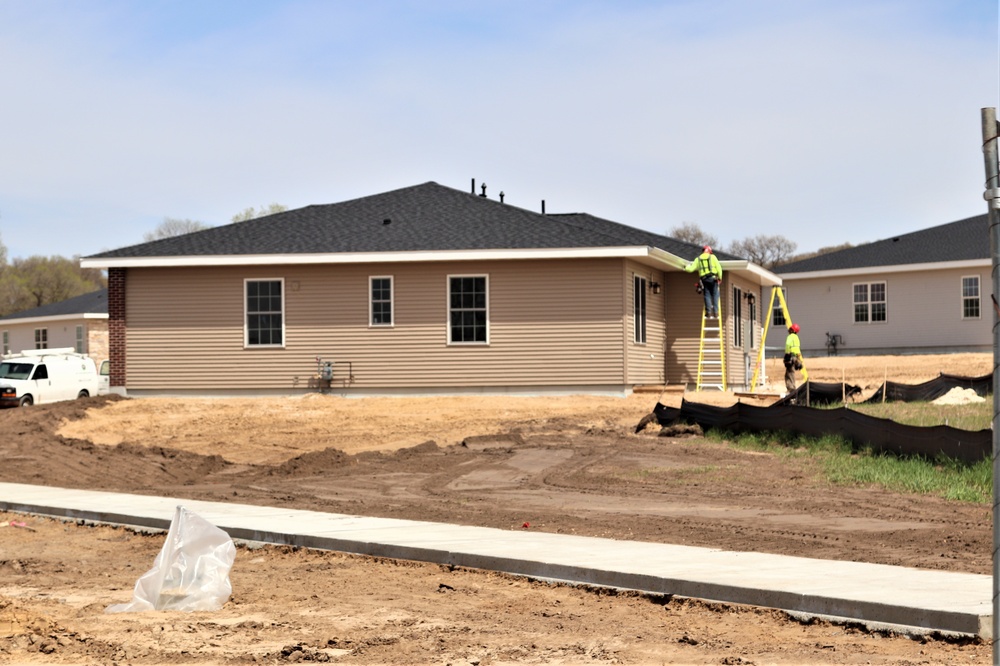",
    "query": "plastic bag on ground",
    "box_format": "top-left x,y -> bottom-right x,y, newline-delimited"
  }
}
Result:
105,505 -> 236,613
